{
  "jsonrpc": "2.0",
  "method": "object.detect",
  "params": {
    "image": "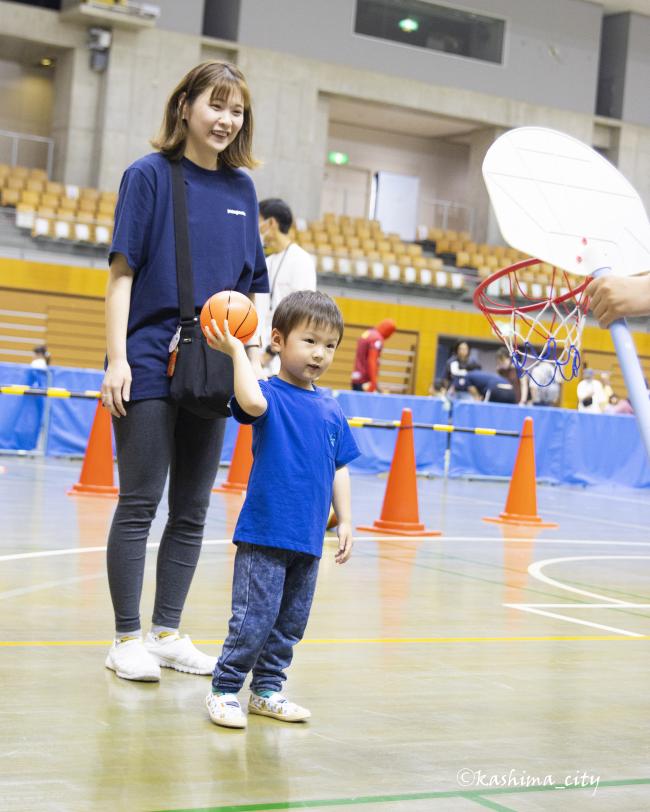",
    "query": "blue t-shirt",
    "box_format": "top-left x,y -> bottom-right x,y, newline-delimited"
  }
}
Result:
466,370 -> 515,402
109,153 -> 269,400
231,377 -> 360,557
